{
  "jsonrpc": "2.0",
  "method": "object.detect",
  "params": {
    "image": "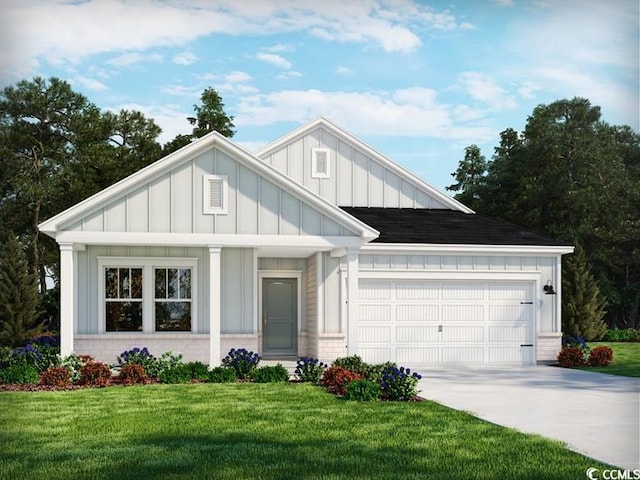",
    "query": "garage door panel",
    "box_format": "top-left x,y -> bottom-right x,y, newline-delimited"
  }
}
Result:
442,326 -> 483,342
396,326 -> 439,342
441,347 -> 484,363
359,305 -> 390,322
397,304 -> 438,321
358,326 -> 391,342
360,282 -> 392,300
488,325 -> 532,342
396,282 -> 439,300
489,283 -> 532,300
442,283 -> 484,300
397,347 -> 439,364
442,305 -> 484,321
359,347 -> 392,364
489,305 -> 533,322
